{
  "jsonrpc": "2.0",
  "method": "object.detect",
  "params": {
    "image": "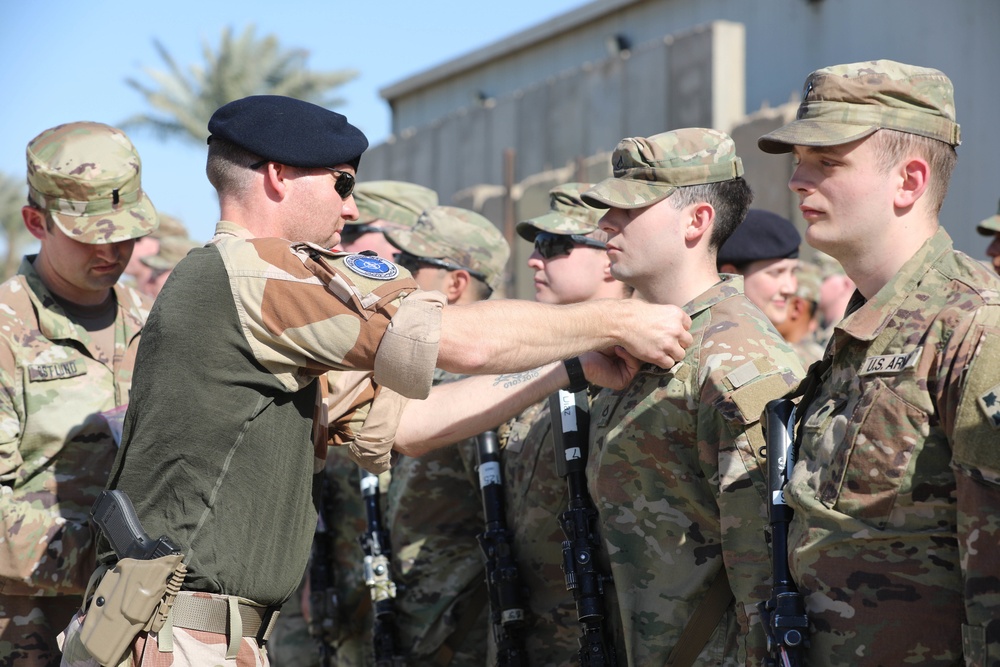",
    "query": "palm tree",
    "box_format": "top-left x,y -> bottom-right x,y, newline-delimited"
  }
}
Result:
121,25 -> 358,144
0,172 -> 30,280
